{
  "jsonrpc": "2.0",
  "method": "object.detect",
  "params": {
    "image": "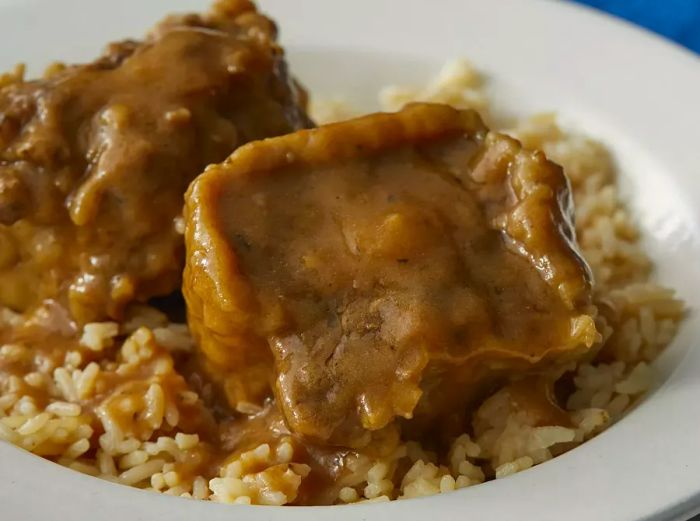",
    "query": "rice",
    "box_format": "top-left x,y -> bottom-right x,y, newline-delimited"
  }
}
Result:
494,456 -> 534,479
209,438 -> 310,505
120,458 -> 167,486
152,325 -> 194,353
0,58 -> 686,506
80,322 -> 119,351
380,59 -> 489,119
